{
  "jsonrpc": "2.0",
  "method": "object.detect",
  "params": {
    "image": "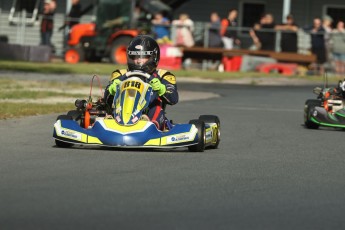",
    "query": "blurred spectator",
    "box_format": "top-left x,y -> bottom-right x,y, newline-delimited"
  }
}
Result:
59,0 -> 82,32
275,14 -> 299,52
322,15 -> 333,63
220,9 -> 240,49
151,12 -> 170,39
132,4 -> 145,28
172,13 -> 195,47
40,0 -> 56,50
208,12 -> 223,48
331,20 -> 345,76
250,13 -> 276,51
307,17 -> 326,75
